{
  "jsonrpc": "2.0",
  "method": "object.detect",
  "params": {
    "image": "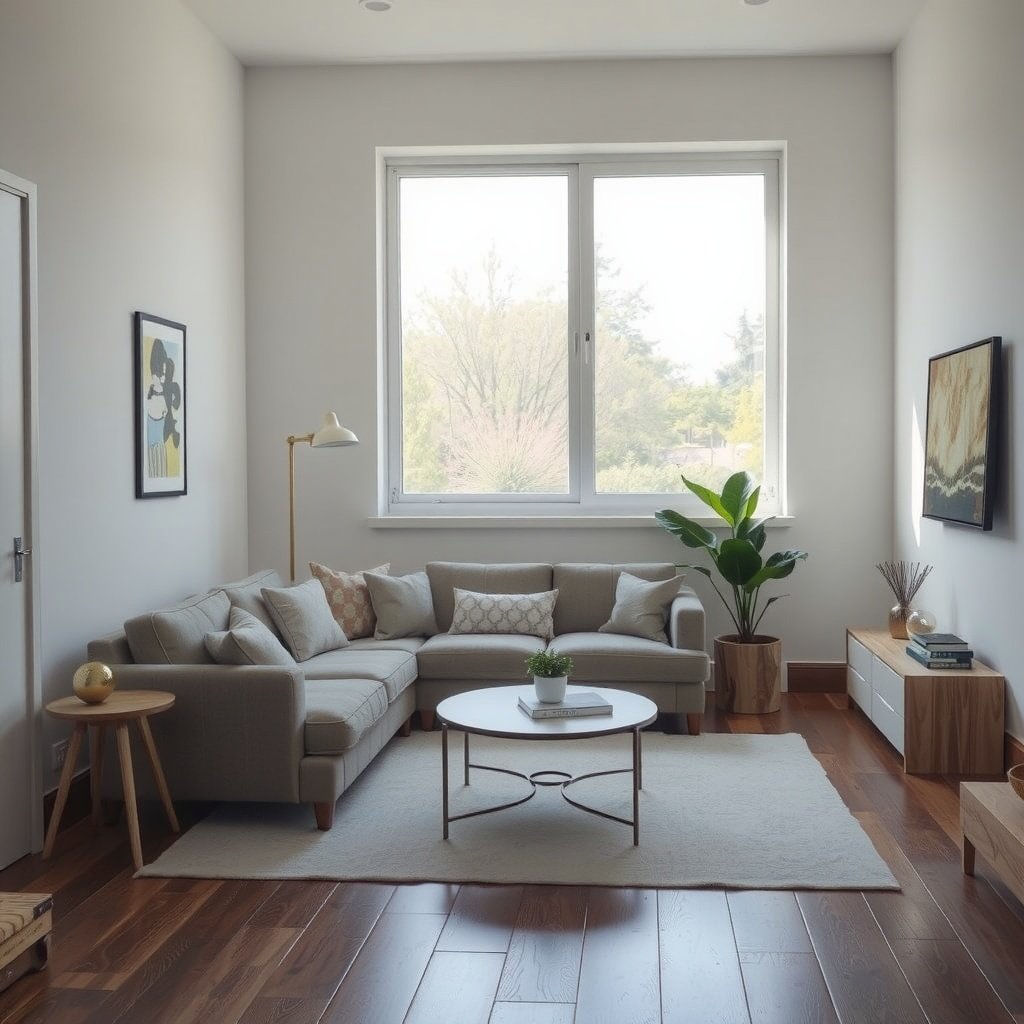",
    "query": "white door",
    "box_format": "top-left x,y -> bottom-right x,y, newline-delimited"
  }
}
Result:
0,174 -> 37,868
